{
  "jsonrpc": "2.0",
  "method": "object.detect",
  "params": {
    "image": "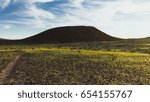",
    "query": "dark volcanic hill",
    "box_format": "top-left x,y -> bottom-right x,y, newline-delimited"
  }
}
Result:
0,26 -> 121,44
0,38 -> 15,45
21,26 -> 120,44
